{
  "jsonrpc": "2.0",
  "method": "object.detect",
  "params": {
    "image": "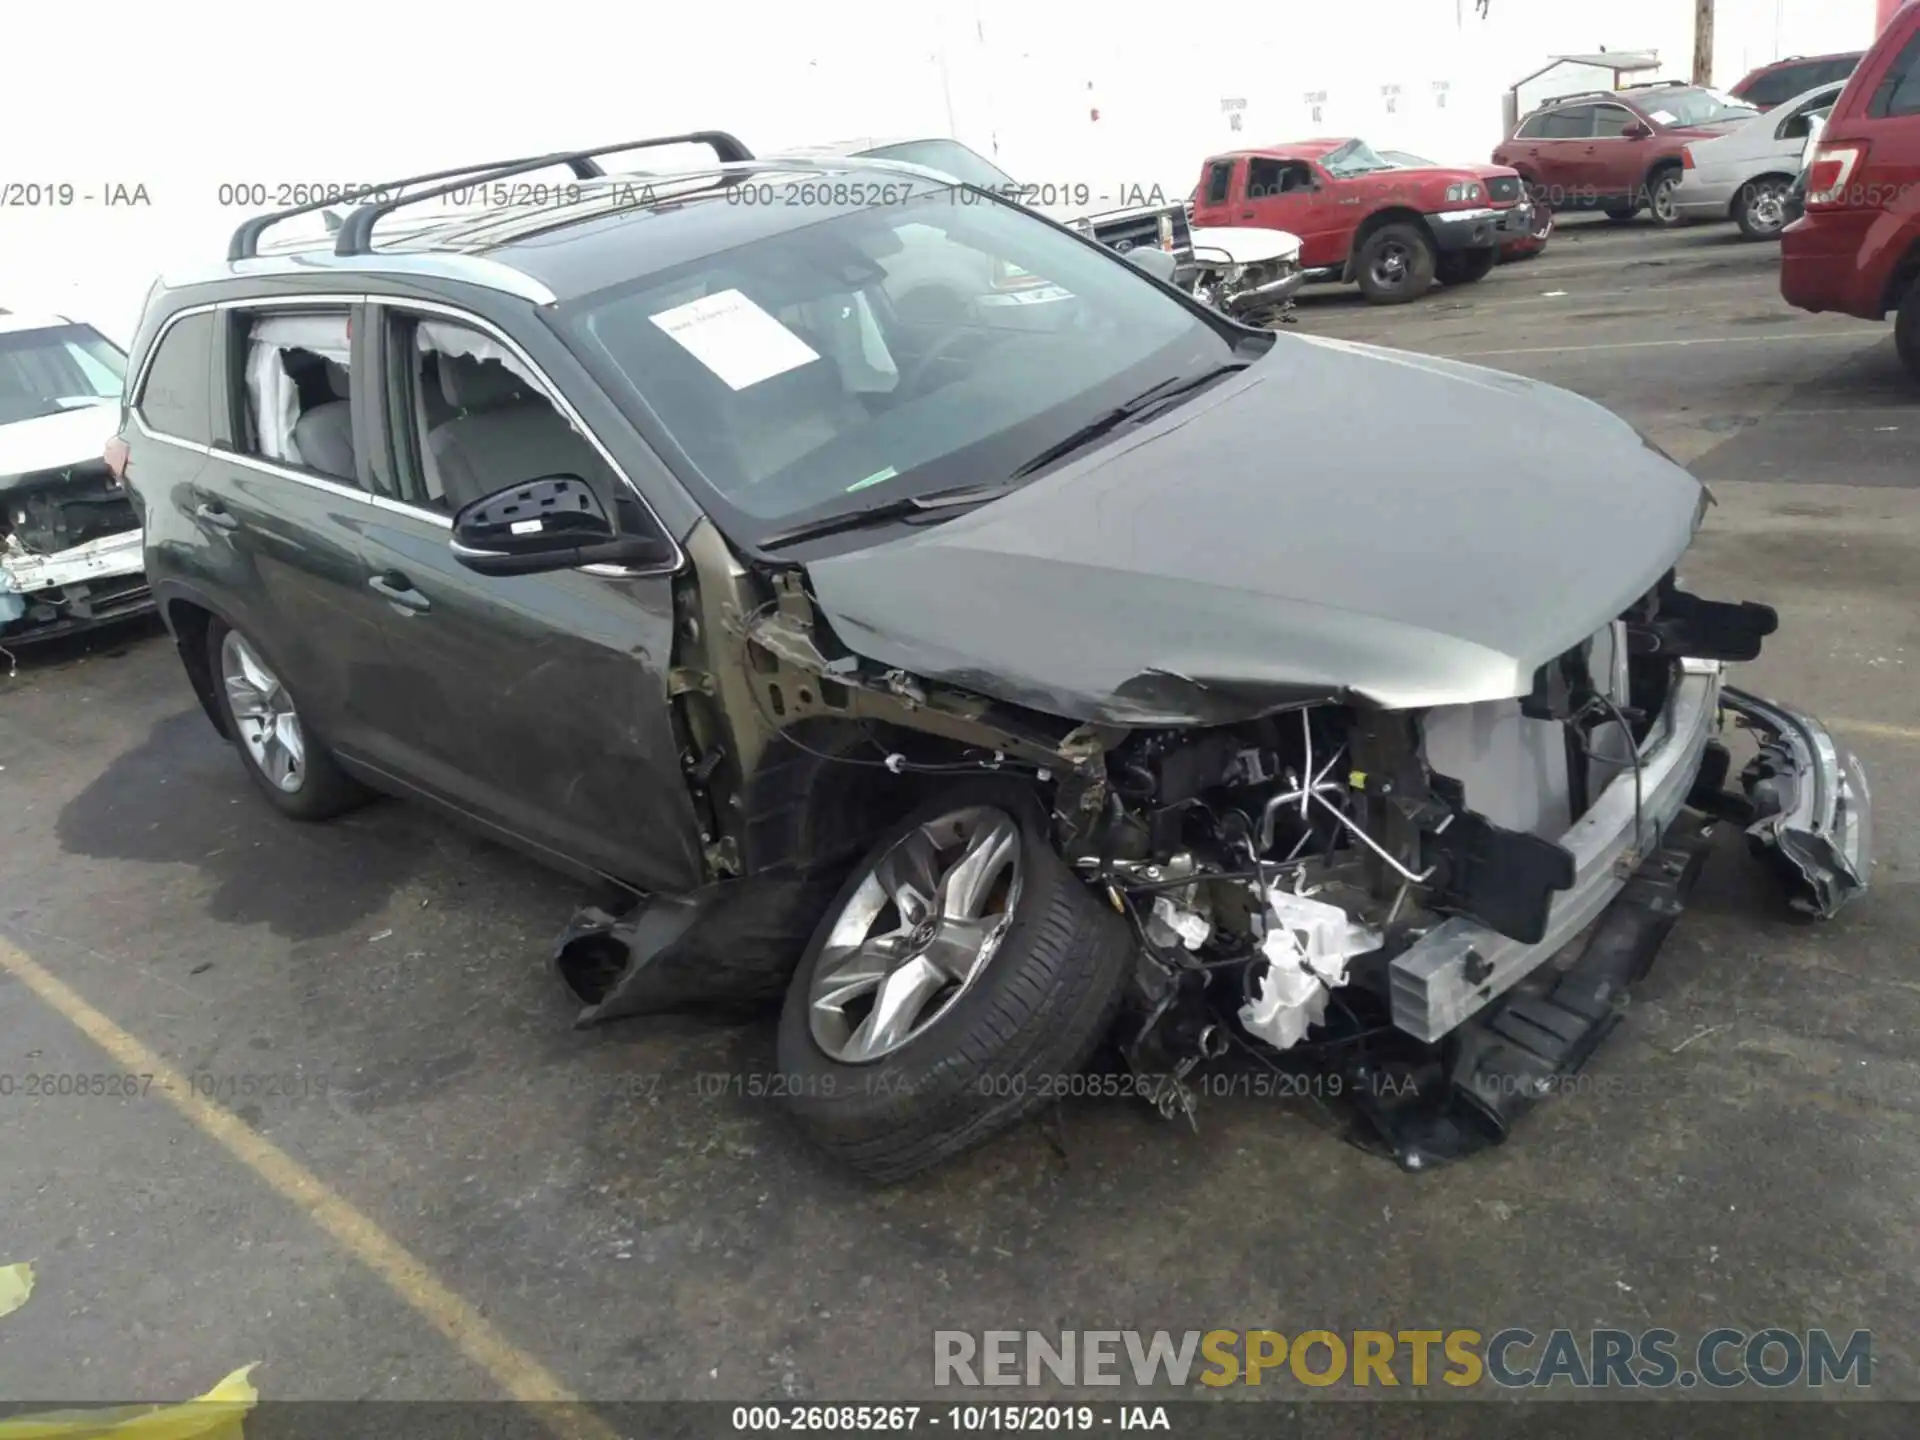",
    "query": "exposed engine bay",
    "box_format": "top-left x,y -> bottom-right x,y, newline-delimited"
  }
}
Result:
1048,572 -> 1867,1163
0,457 -> 149,642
